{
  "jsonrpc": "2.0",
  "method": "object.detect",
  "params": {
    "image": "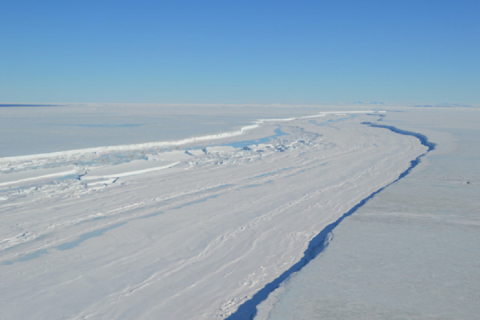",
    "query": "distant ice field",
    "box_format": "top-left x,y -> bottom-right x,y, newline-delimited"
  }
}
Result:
0,104 -> 320,157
